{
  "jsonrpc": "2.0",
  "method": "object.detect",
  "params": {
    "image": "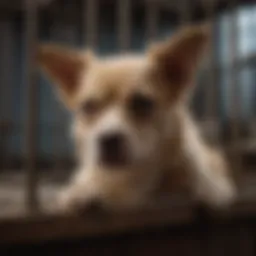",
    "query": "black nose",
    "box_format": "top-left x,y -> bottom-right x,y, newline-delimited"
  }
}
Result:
100,132 -> 124,153
99,133 -> 127,165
